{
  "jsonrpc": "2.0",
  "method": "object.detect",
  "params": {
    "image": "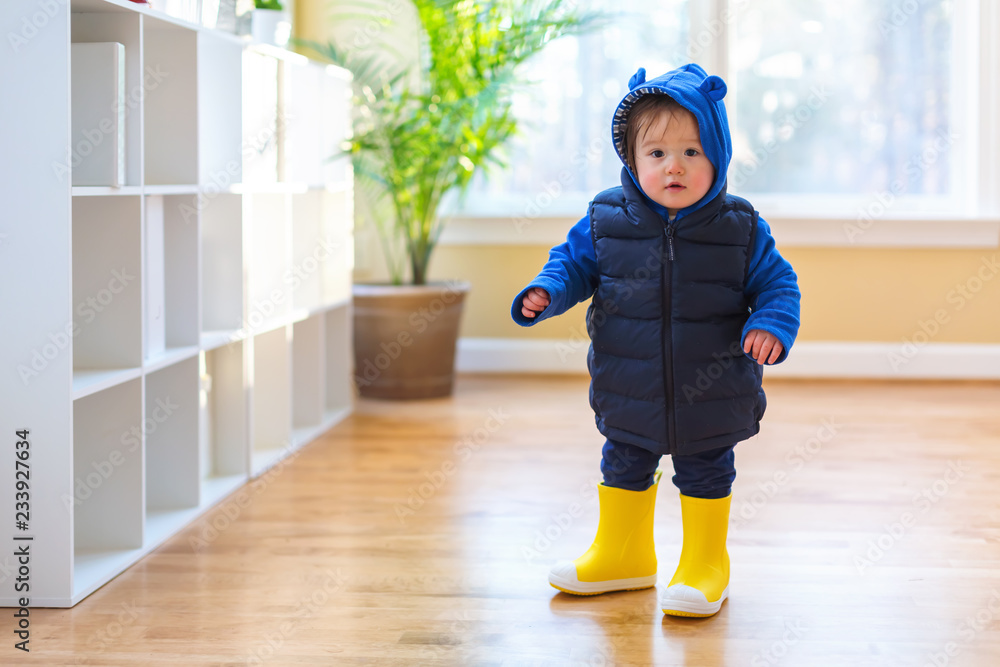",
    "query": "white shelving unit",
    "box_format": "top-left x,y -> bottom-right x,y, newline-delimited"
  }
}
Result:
0,0 -> 354,607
